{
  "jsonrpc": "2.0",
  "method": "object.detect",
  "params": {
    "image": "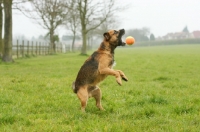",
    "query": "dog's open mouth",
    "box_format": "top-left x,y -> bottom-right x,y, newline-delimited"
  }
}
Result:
118,29 -> 126,46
